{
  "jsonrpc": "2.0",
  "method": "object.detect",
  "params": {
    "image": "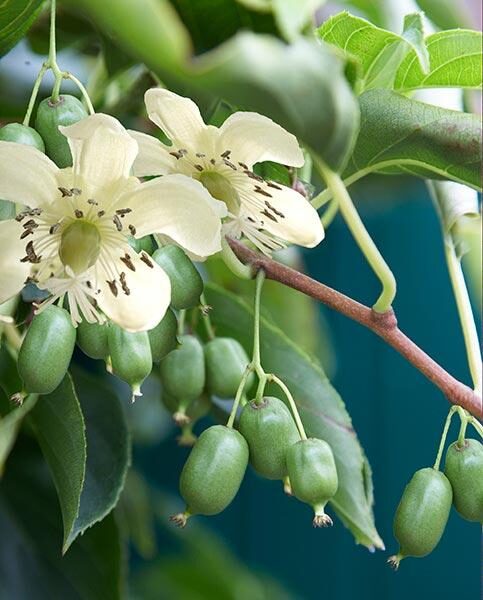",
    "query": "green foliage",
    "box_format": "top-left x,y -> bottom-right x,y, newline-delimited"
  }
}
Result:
0,0 -> 44,58
0,388 -> 37,476
205,284 -> 383,549
318,11 -> 482,93
343,89 -> 482,191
